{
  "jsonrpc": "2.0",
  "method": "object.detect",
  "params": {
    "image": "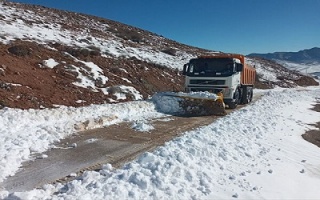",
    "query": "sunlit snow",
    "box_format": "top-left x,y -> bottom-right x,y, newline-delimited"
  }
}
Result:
0,87 -> 320,199
42,58 -> 59,69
